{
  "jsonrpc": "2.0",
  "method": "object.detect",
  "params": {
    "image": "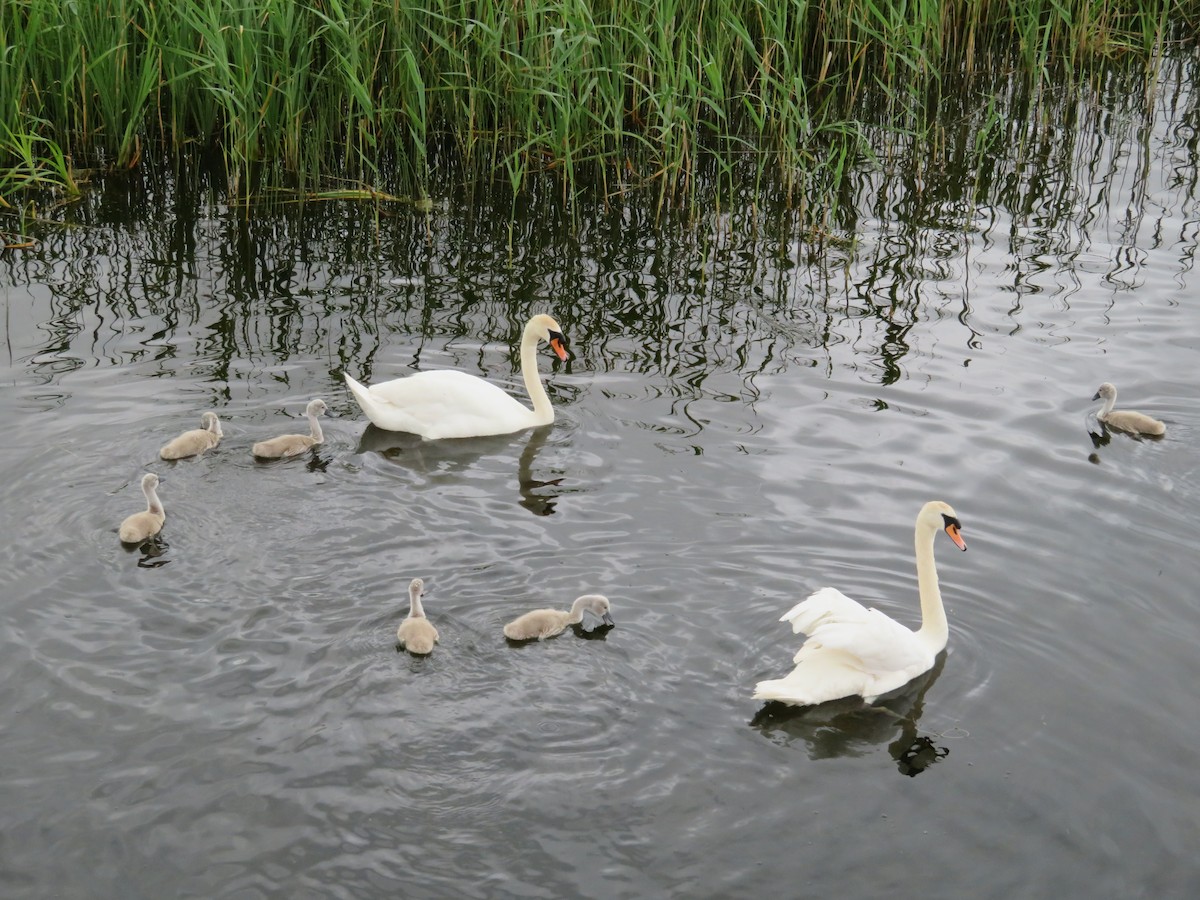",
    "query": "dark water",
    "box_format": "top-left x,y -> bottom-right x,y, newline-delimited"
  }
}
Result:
3,62 -> 1200,898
